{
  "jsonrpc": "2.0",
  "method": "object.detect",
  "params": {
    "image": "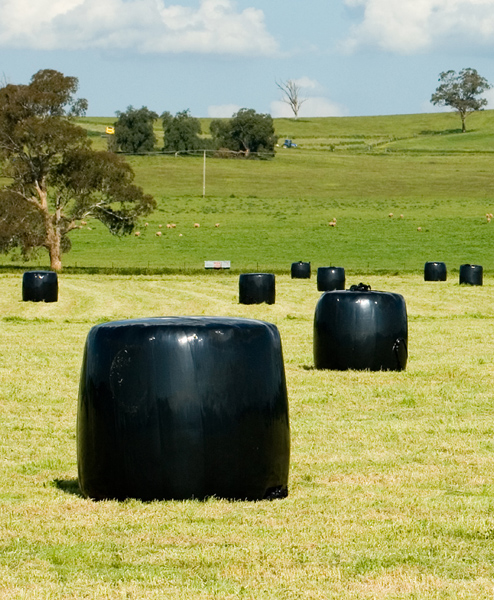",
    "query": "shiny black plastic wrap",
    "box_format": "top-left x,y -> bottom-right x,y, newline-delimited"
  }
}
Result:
317,267 -> 345,292
22,271 -> 58,302
314,288 -> 408,371
291,262 -> 311,279
239,273 -> 275,304
424,262 -> 447,281
77,317 -> 290,501
459,264 -> 483,285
